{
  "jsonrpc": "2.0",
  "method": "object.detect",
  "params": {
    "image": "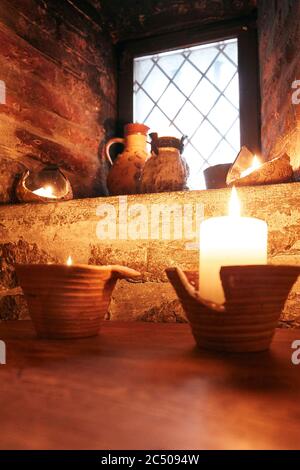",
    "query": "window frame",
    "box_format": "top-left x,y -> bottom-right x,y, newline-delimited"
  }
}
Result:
117,16 -> 261,155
